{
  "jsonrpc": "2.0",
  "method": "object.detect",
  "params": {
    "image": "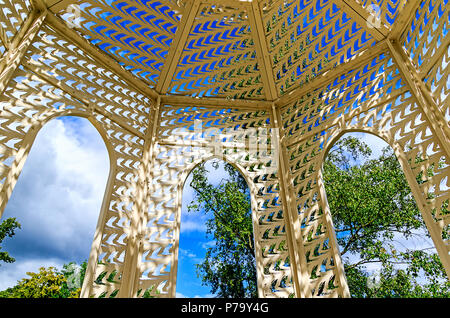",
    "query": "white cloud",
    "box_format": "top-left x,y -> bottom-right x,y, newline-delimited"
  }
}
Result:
179,248 -> 197,259
0,117 -> 109,289
201,241 -> 215,249
175,291 -> 187,298
0,257 -> 67,291
180,219 -> 207,233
